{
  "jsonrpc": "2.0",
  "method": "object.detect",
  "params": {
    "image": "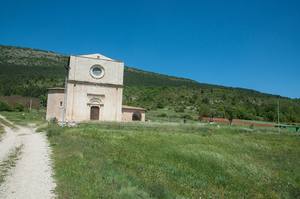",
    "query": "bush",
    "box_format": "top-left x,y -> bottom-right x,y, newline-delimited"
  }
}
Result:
198,114 -> 203,121
156,101 -> 164,109
175,106 -> 185,113
35,105 -> 41,112
218,106 -> 224,111
46,128 -> 61,137
0,101 -> 13,111
182,114 -> 193,120
156,113 -> 167,117
202,97 -> 209,104
14,103 -> 24,112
